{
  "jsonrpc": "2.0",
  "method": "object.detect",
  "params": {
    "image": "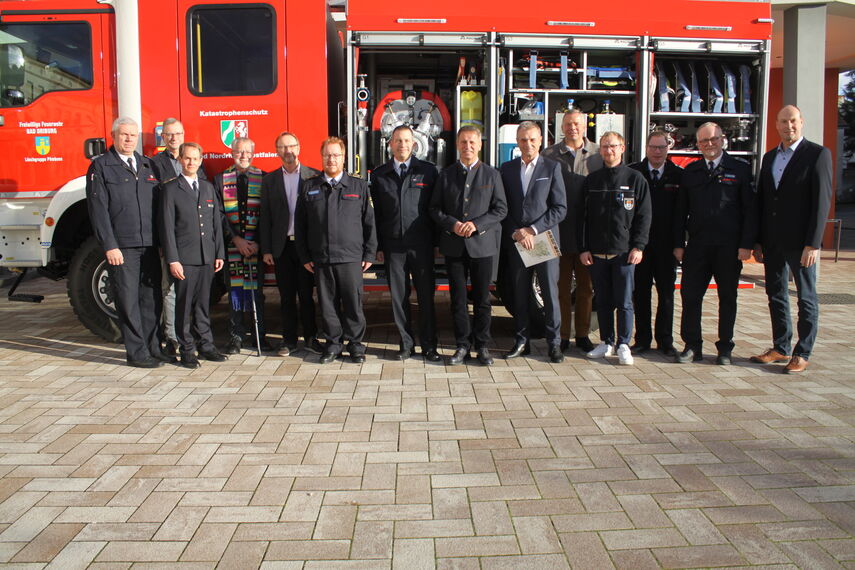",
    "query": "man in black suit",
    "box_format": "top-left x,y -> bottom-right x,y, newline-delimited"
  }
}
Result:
499,122 -> 566,363
751,105 -> 833,374
260,131 -> 322,356
673,122 -> 757,366
370,125 -> 440,362
86,117 -> 168,368
295,137 -> 377,364
149,118 -> 208,357
629,130 -> 682,356
160,142 -> 227,369
430,126 -> 508,366
215,136 -> 269,355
